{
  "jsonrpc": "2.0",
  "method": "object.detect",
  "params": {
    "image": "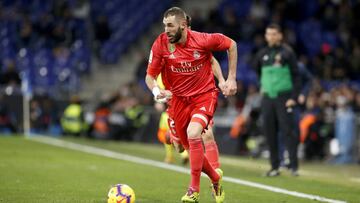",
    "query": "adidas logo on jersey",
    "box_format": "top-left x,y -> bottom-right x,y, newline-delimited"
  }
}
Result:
200,106 -> 206,111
